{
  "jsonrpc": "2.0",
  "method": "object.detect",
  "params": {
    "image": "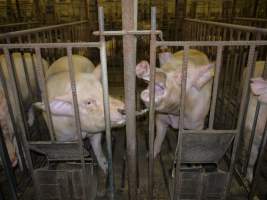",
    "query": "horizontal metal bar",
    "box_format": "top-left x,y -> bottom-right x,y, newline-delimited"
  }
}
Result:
184,18 -> 267,34
28,141 -> 79,145
182,130 -> 238,134
0,20 -> 88,39
0,21 -> 38,28
156,40 -> 267,47
93,30 -> 162,36
234,17 -> 267,23
0,42 -> 100,48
